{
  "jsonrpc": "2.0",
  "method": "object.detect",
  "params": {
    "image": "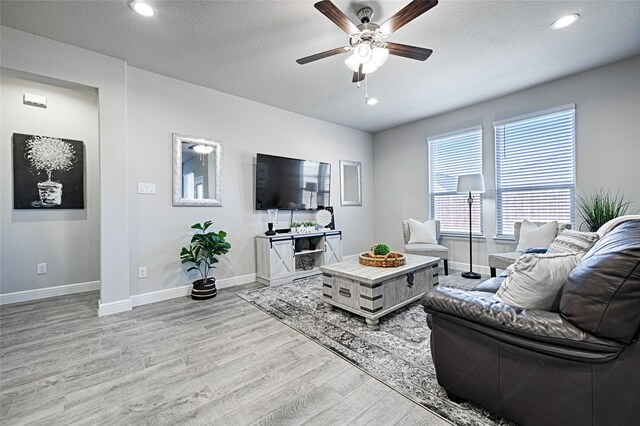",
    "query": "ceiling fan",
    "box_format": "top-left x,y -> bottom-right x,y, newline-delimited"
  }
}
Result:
296,0 -> 438,83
